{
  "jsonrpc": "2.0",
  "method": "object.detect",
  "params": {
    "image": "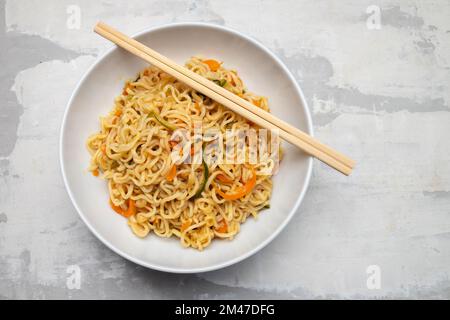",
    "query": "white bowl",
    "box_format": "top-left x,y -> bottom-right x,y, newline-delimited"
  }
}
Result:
60,22 -> 313,273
